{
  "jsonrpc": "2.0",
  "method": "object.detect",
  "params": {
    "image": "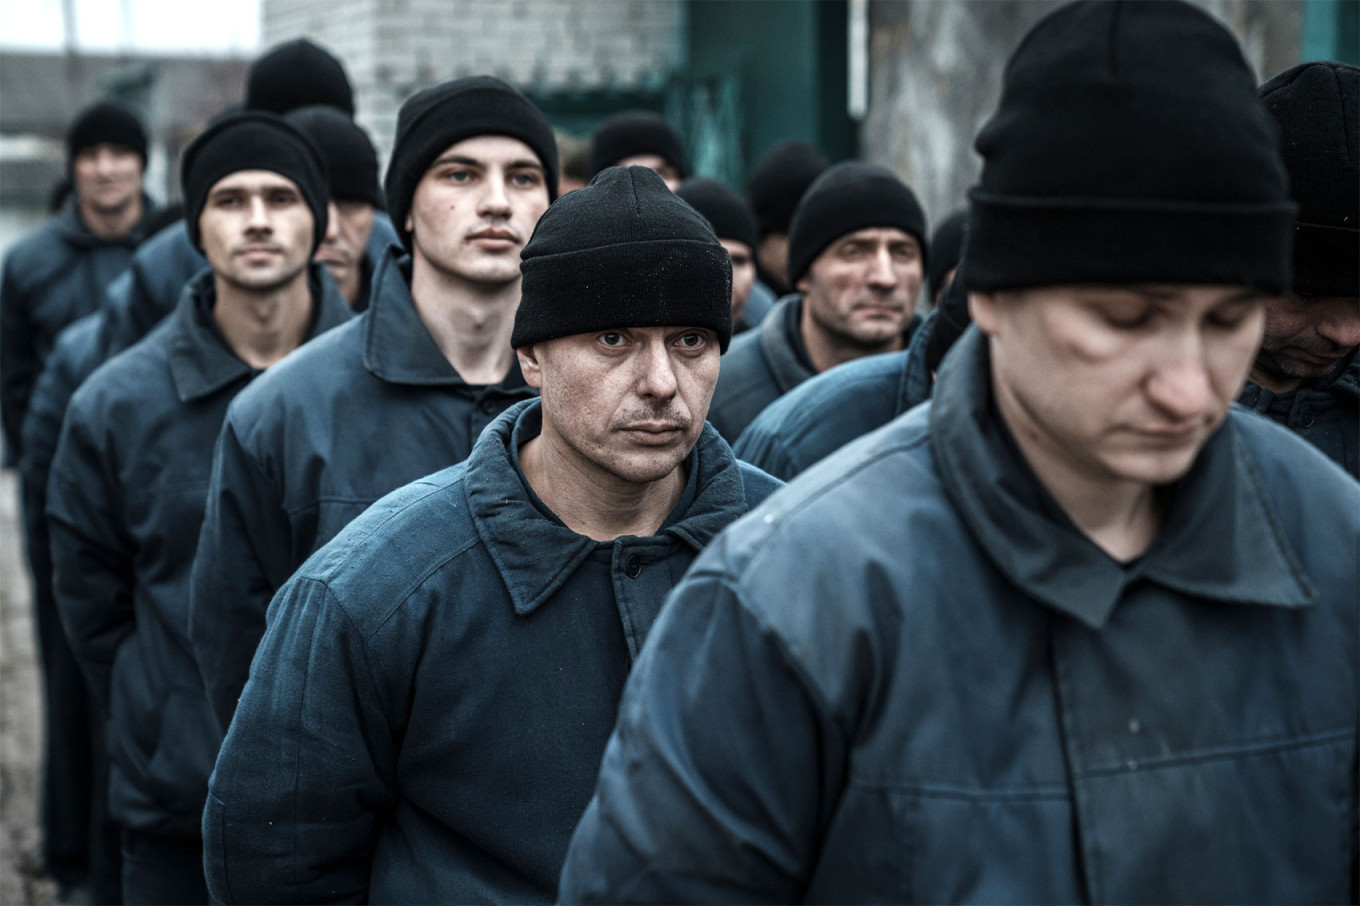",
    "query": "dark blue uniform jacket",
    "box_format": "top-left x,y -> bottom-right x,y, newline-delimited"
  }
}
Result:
560,327 -> 1359,904
189,249 -> 539,733
1238,351 -> 1359,479
203,399 -> 781,903
46,267 -> 350,835
735,307 -> 938,480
